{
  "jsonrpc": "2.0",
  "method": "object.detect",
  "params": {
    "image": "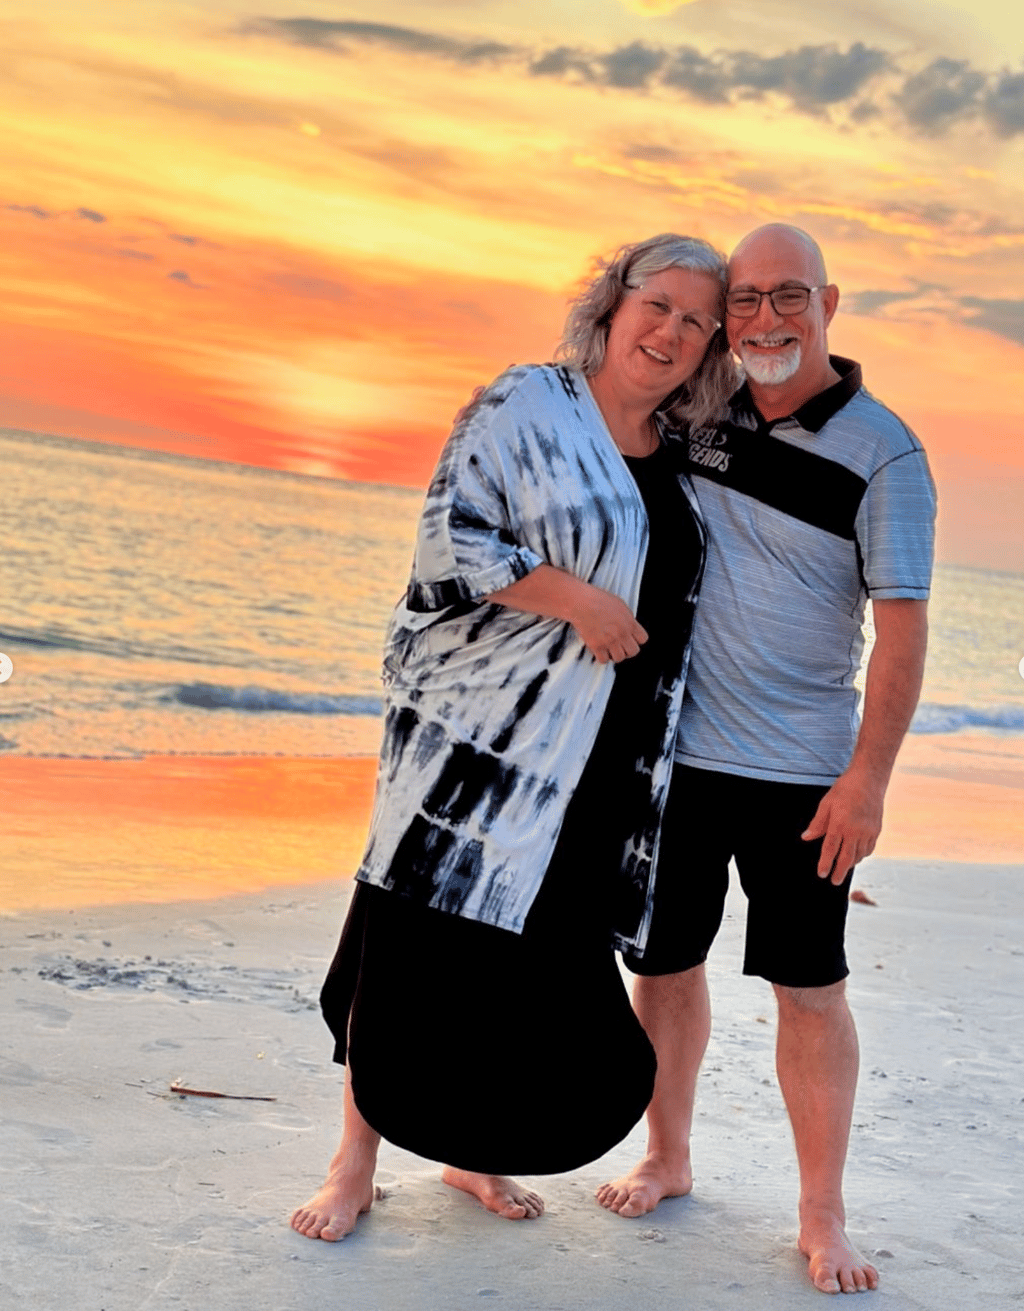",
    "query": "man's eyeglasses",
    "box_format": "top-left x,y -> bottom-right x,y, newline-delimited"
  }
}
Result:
725,285 -> 824,318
